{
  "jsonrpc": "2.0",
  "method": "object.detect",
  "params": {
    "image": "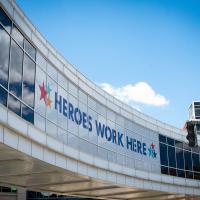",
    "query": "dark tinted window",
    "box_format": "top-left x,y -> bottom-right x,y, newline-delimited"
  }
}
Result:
8,94 -> 21,116
12,24 -> 23,48
22,104 -> 34,124
23,54 -> 35,107
176,148 -> 184,169
168,146 -> 176,168
9,40 -> 23,98
169,168 -> 176,176
0,25 -> 10,88
175,140 -> 183,149
159,134 -> 166,143
177,170 -> 185,178
192,153 -> 200,172
167,137 -> 174,146
160,143 -> 168,166
0,85 -> 7,106
0,7 -> 12,33
185,171 -> 193,179
161,166 -> 168,175
24,39 -> 35,60
184,151 -> 192,171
